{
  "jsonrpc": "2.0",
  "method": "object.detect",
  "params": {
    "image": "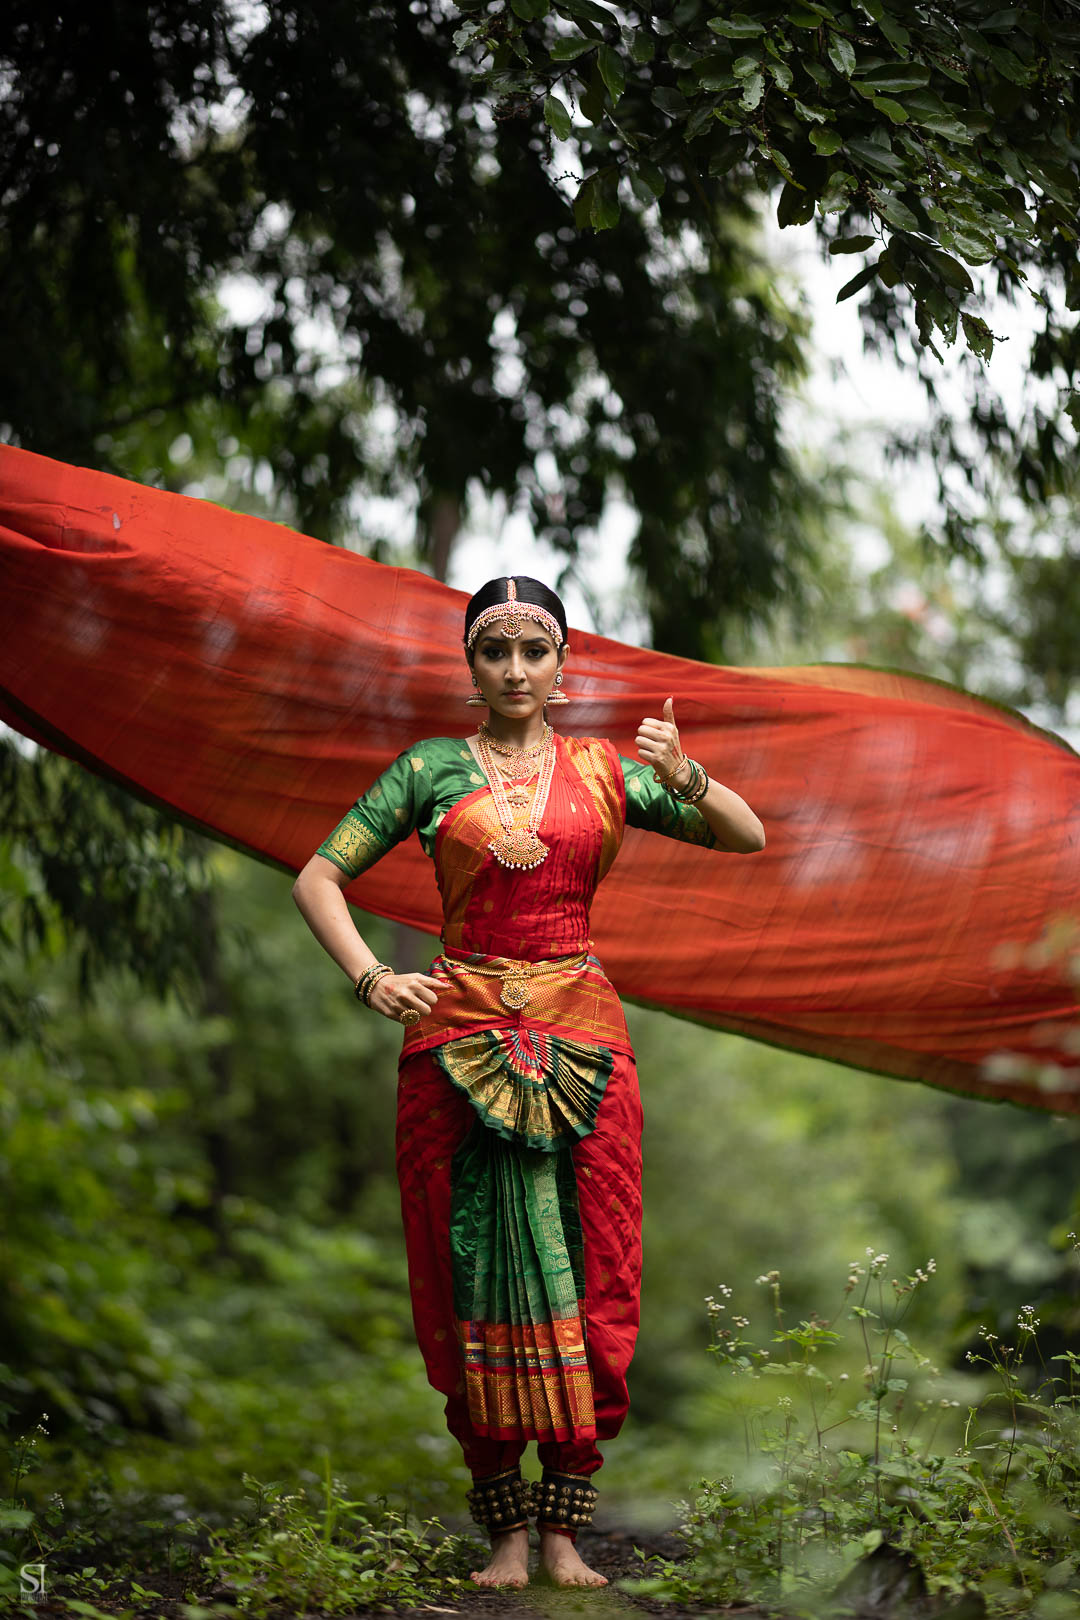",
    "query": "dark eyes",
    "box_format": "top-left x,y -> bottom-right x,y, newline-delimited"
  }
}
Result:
481,646 -> 548,659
